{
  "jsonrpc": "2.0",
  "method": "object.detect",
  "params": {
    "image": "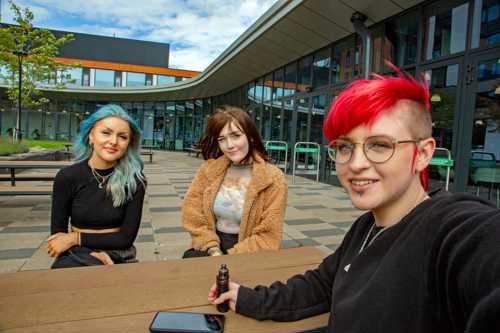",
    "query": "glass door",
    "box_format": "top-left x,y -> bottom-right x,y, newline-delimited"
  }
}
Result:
462,50 -> 500,205
420,60 -> 463,192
